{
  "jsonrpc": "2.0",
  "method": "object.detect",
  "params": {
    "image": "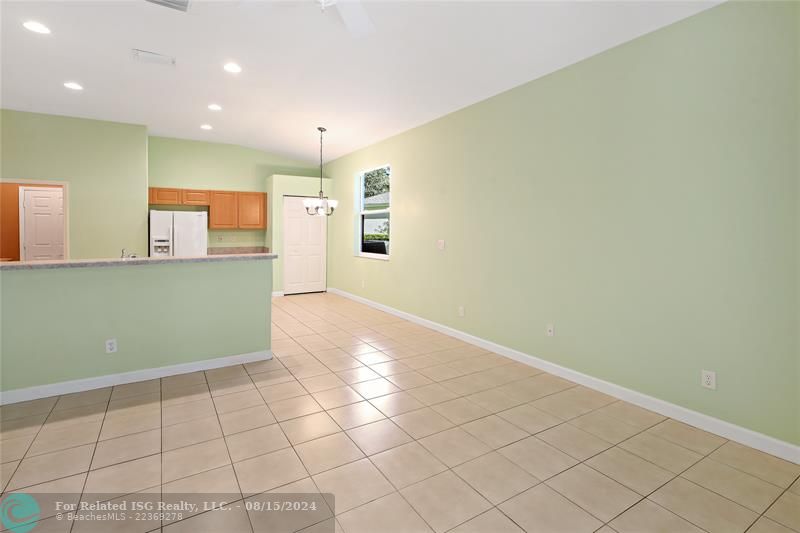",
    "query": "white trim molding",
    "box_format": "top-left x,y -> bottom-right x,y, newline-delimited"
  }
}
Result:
327,288 -> 800,464
272,291 -> 285,297
357,252 -> 390,261
0,350 -> 272,405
